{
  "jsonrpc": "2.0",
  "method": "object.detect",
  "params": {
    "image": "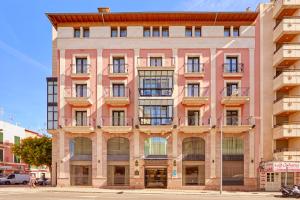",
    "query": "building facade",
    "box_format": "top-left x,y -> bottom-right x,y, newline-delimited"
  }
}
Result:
47,8 -> 263,190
